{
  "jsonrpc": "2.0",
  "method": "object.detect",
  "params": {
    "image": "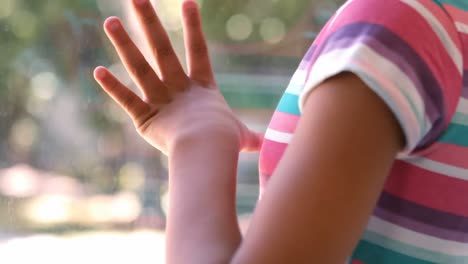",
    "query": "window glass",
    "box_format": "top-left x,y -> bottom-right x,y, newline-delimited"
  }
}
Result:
0,0 -> 343,262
